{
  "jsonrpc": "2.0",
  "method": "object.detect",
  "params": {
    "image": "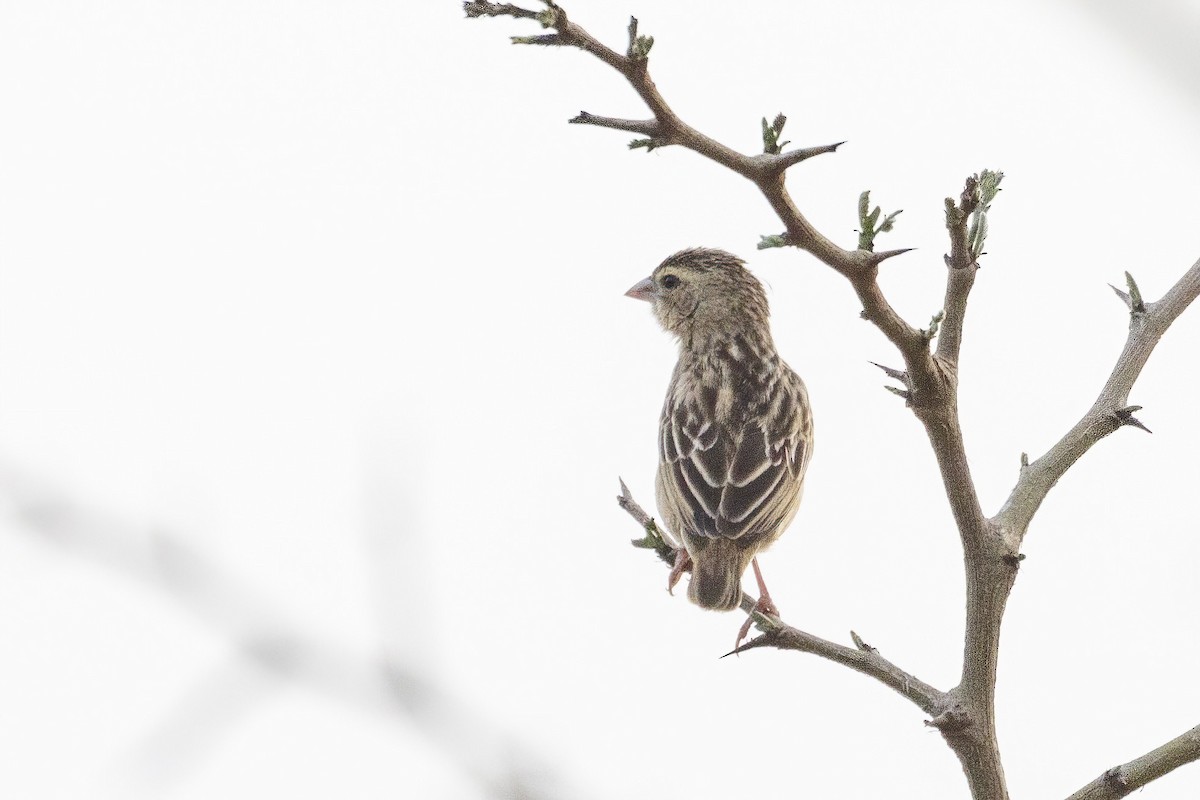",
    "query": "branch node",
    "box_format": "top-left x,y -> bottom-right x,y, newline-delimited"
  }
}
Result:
757,233 -> 793,250
625,15 -> 654,61
1102,766 -> 1130,790
1002,552 -> 1026,569
925,705 -> 973,732
1114,405 -> 1152,434
761,113 -> 789,155
1019,452 -> 1029,469
1124,270 -> 1146,314
536,3 -> 562,28
849,630 -> 877,653
856,190 -> 903,252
